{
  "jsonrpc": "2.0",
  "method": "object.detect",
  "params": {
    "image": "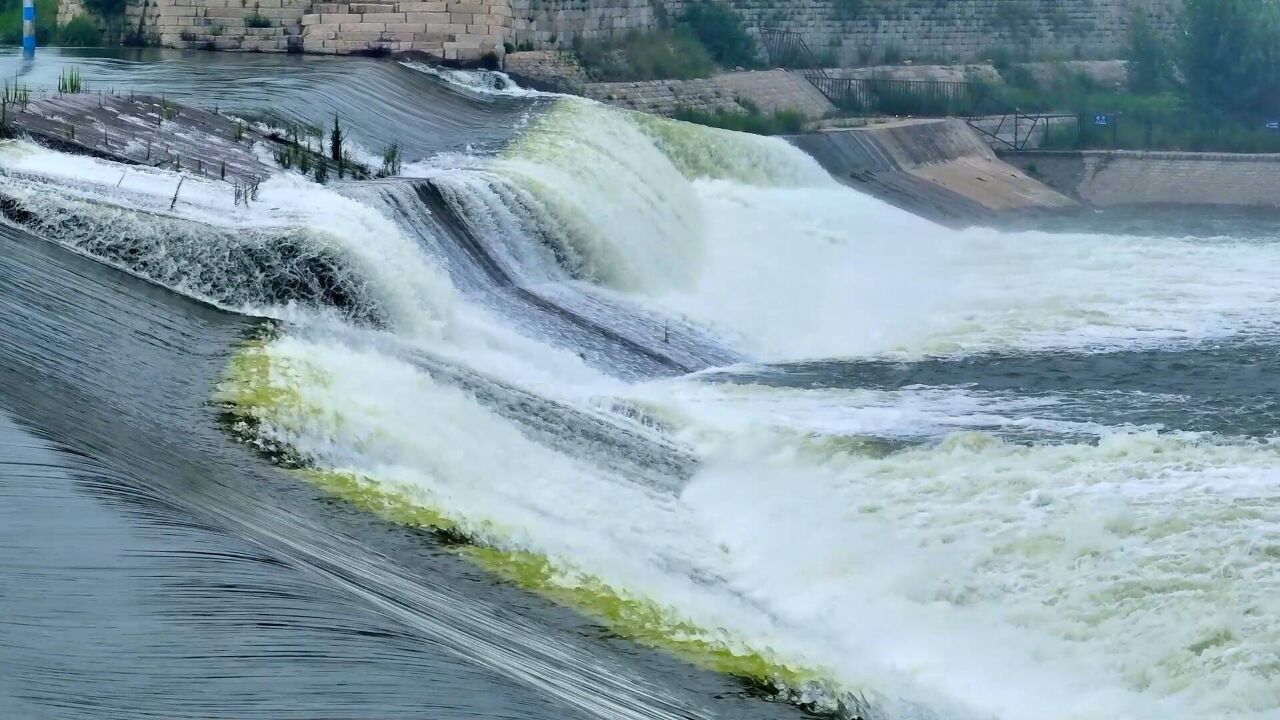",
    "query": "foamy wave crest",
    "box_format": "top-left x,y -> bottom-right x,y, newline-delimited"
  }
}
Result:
0,141 -> 460,338
219,328 -> 1280,720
